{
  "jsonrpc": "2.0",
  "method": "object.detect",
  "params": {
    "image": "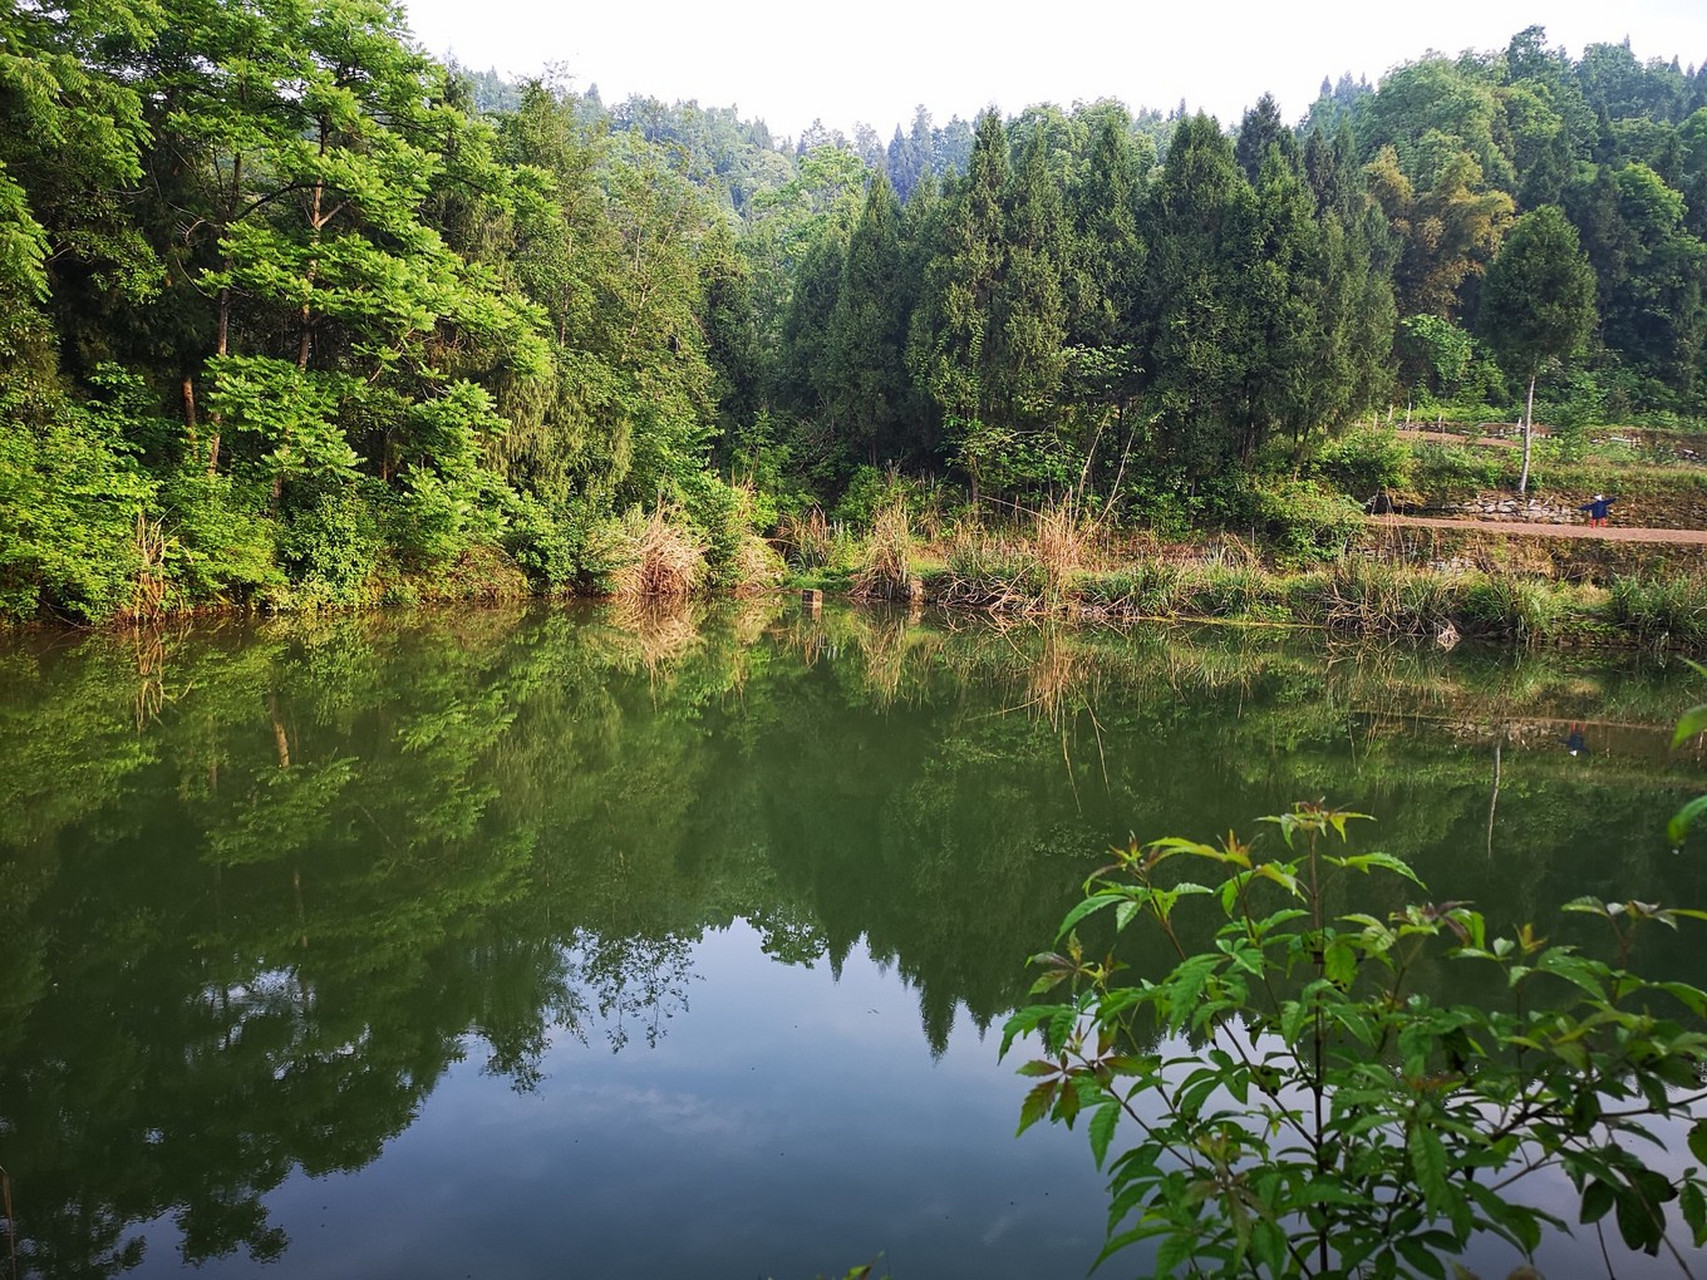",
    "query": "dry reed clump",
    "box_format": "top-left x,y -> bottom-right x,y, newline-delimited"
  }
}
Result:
776,507 -> 837,570
852,498 -> 916,601
131,511 -> 172,621
730,531 -> 785,594
612,508 -> 708,598
933,526 -> 1045,610
1032,502 -> 1086,605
